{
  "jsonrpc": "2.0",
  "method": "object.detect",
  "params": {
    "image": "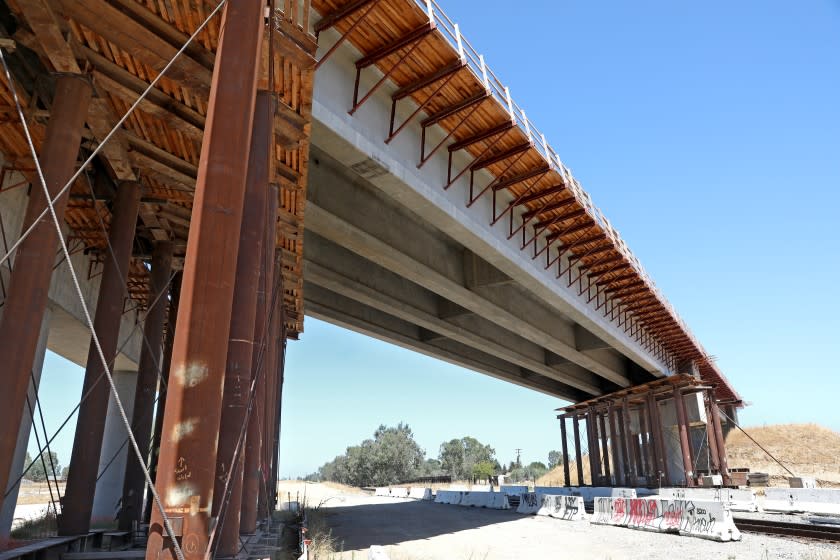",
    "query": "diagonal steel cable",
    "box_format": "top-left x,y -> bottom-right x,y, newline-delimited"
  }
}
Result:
0,48 -> 186,560
0,0 -> 227,271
